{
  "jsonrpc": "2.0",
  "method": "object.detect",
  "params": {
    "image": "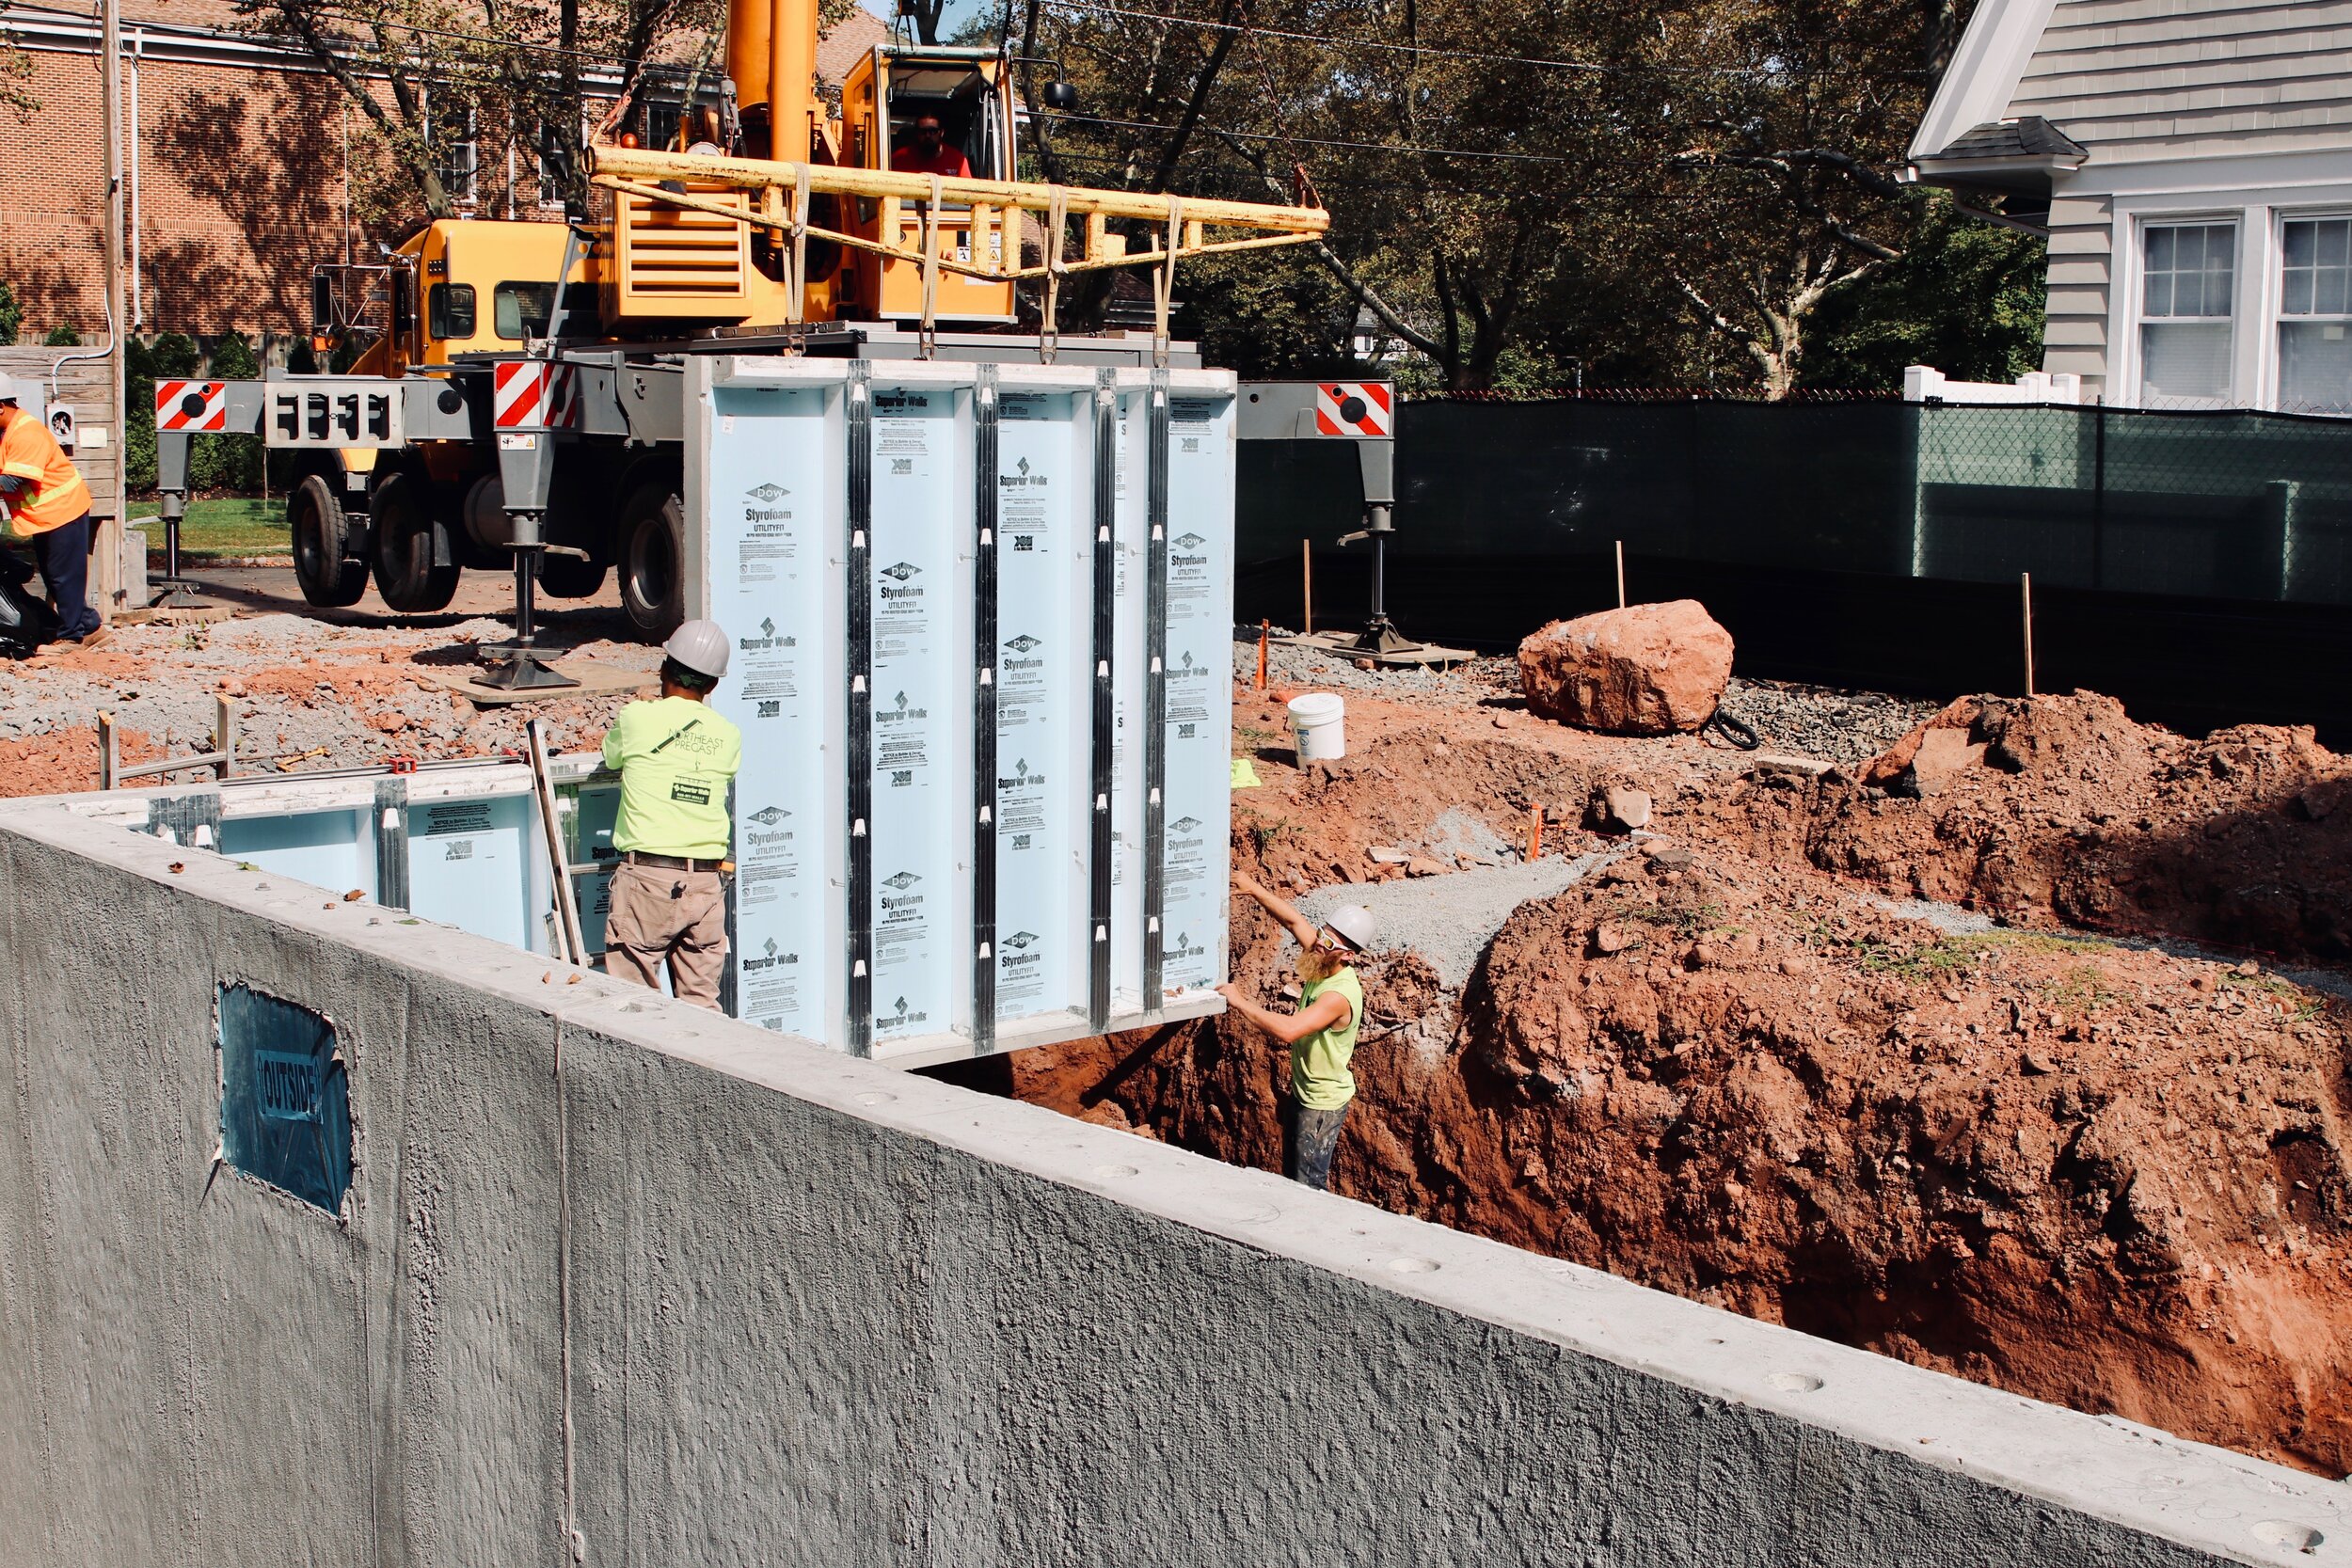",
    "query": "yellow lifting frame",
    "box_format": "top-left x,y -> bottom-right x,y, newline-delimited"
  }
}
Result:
586,142 -> 1329,364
